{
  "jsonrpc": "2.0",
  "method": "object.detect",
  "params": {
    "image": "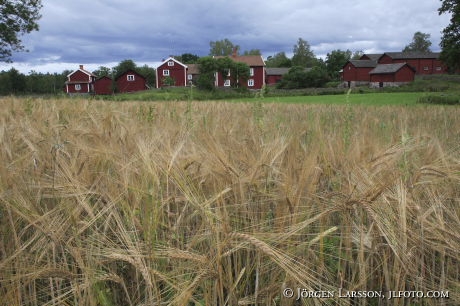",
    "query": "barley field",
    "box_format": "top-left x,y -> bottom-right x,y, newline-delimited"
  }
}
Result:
0,97 -> 459,306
